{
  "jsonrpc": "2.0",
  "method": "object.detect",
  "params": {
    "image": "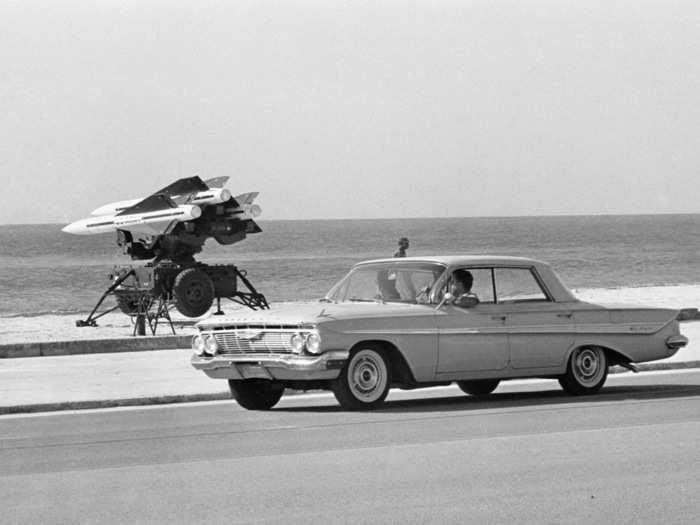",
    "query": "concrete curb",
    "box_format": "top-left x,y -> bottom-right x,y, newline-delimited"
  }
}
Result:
0,392 -> 231,415
0,336 -> 191,358
2,360 -> 699,416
